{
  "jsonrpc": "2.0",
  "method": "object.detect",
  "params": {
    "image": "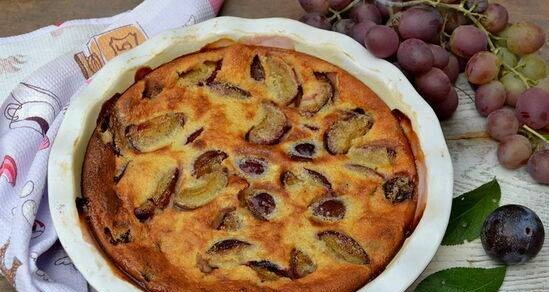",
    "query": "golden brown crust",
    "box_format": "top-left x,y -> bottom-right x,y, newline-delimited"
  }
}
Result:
81,44 -> 418,292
